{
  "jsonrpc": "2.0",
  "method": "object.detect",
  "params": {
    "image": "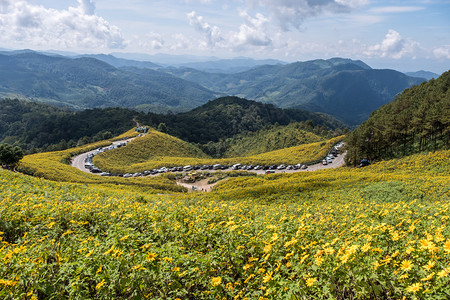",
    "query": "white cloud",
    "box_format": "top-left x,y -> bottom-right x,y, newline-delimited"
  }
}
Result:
187,11 -> 223,48
369,6 -> 424,14
433,46 -> 450,59
230,11 -> 272,49
138,33 -> 165,50
247,0 -> 369,30
0,0 -> 125,50
364,29 -> 419,59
